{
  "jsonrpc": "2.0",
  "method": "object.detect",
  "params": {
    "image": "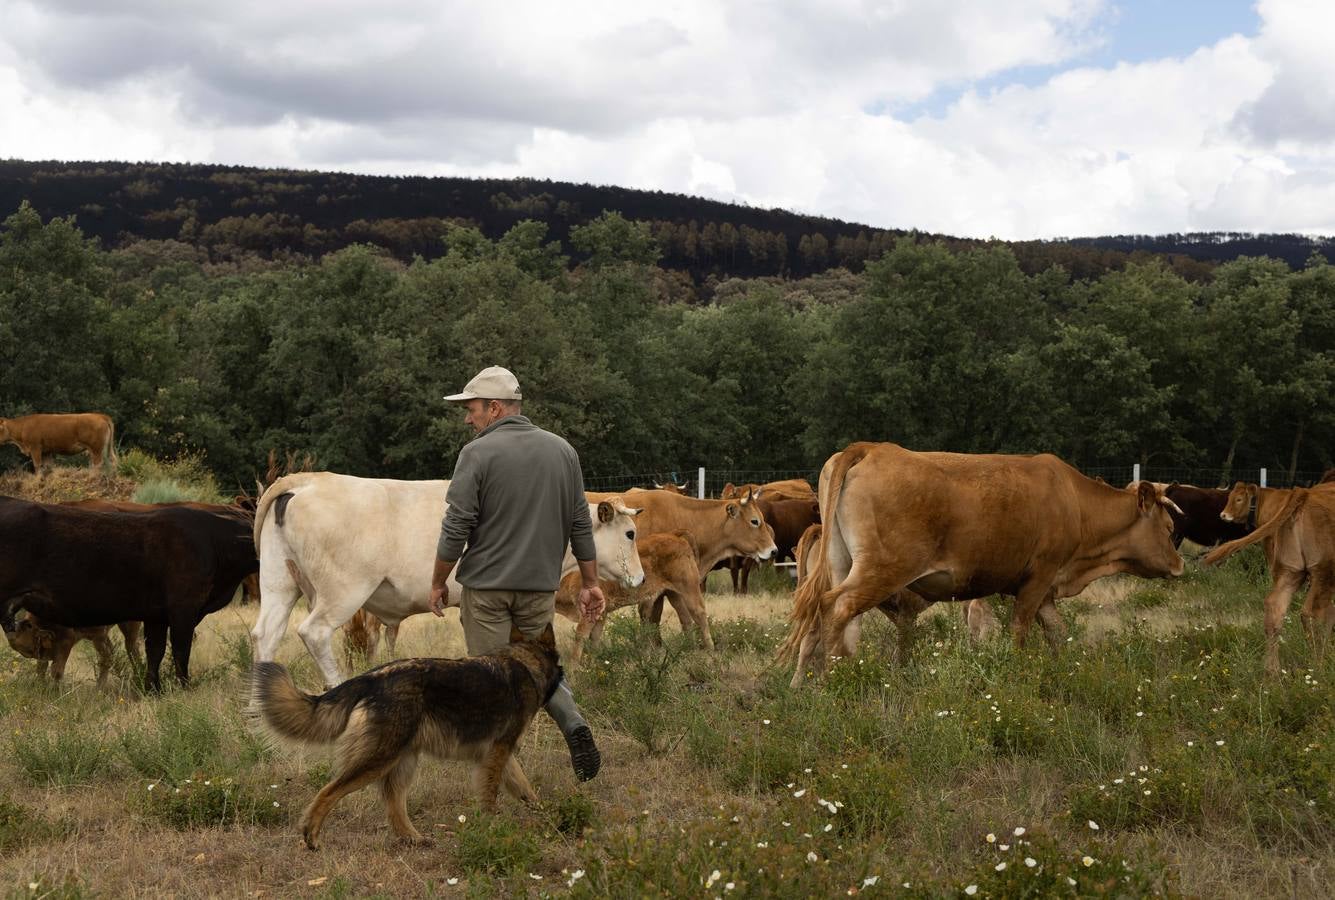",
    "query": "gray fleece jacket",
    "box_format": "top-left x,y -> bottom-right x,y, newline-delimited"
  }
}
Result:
437,415 -> 596,591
